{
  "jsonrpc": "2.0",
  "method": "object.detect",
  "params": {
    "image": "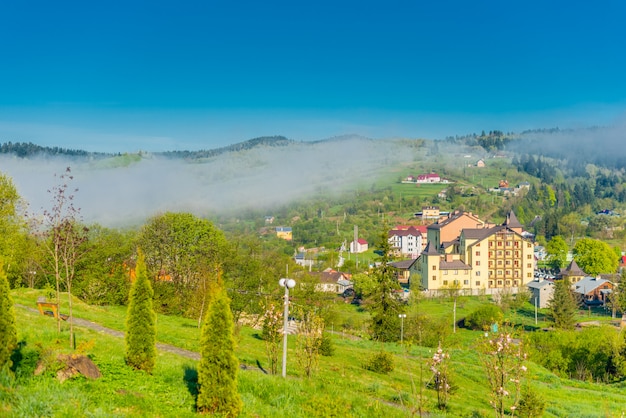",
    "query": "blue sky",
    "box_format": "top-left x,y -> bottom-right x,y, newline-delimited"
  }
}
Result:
1,0 -> 625,152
